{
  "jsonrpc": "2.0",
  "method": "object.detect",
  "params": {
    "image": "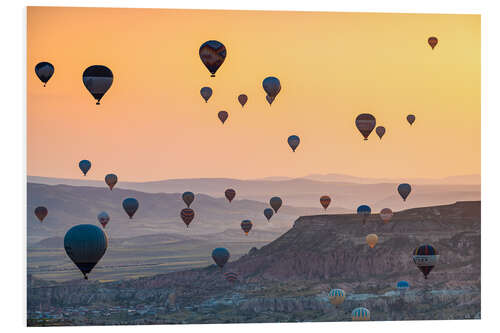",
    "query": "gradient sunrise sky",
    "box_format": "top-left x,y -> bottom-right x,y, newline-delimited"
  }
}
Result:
27,7 -> 480,182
